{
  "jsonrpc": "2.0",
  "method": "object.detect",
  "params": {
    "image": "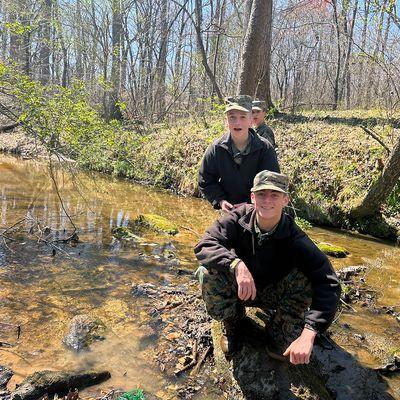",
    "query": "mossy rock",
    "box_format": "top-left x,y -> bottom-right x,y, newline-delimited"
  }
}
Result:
133,214 -> 179,235
111,226 -> 141,241
317,242 -> 349,258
